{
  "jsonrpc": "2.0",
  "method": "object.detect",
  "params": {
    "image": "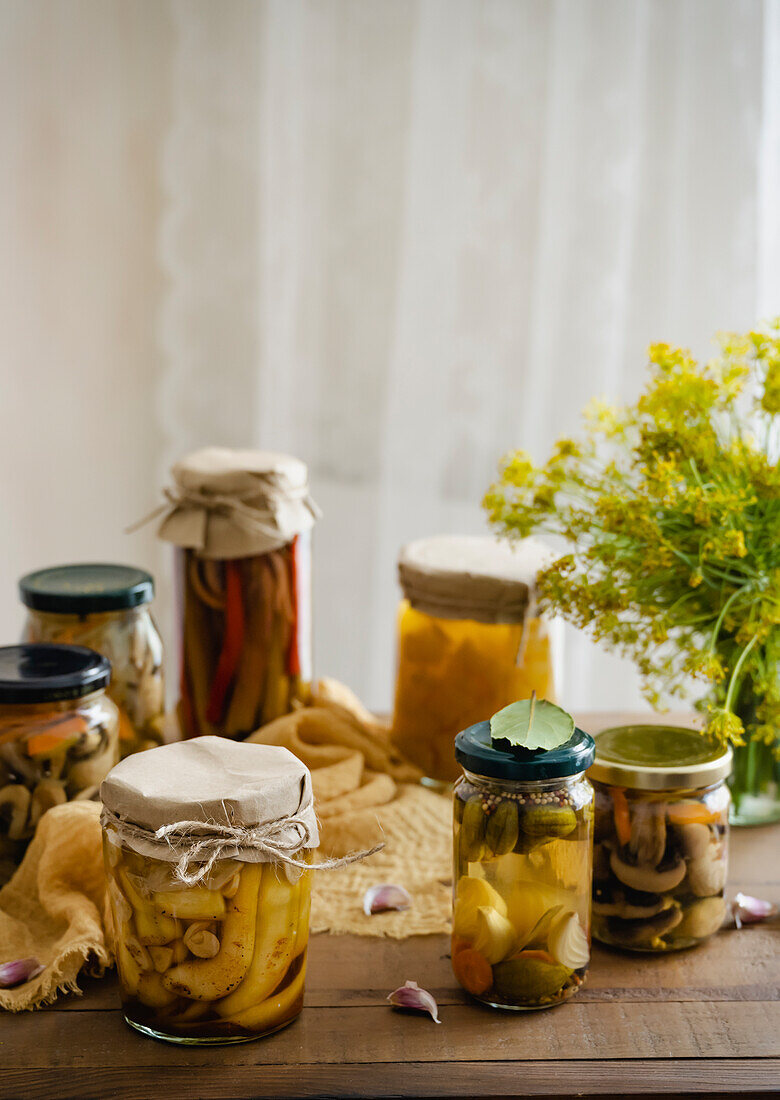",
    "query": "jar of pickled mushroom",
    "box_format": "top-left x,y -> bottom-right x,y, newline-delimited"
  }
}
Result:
20,564 -> 164,758
391,536 -> 557,782
452,718 -> 595,1010
101,736 -> 318,1044
151,447 -> 320,740
589,725 -> 732,952
0,644 -> 119,883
